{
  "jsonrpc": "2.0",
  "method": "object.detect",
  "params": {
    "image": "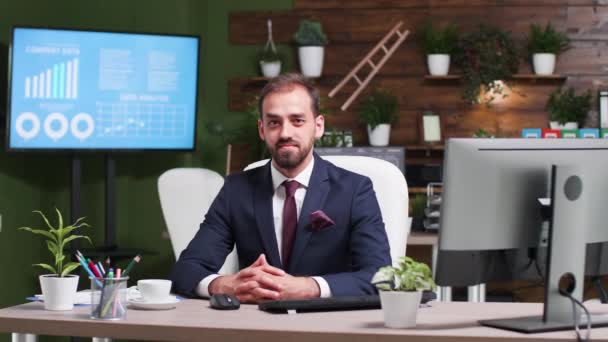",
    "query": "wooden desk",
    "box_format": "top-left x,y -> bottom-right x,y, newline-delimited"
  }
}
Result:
1,300 -> 608,341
